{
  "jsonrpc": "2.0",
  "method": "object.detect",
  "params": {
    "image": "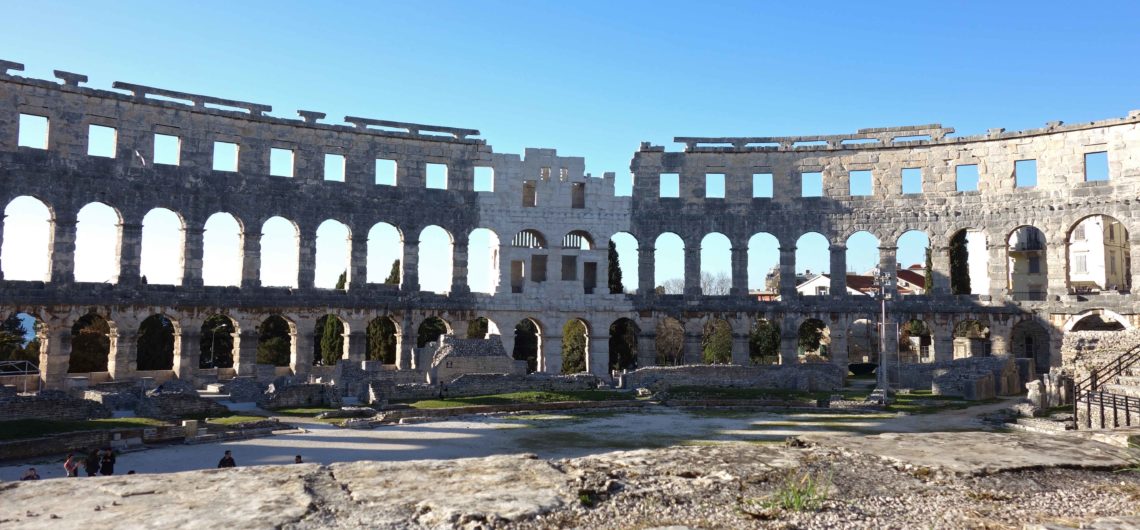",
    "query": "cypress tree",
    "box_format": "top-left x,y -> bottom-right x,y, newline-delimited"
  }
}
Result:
608,241 -> 623,293
385,260 -> 401,285
949,230 -> 971,295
